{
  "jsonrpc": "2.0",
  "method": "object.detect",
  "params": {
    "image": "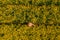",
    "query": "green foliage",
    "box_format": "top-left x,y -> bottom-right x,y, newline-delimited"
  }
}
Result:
55,2 -> 60,6
0,33 -> 4,37
45,0 -> 52,6
0,0 -> 60,40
